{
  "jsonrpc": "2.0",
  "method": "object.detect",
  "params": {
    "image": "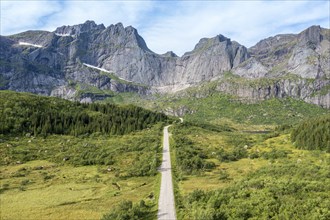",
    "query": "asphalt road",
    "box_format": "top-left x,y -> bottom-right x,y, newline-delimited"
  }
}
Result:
157,125 -> 176,220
